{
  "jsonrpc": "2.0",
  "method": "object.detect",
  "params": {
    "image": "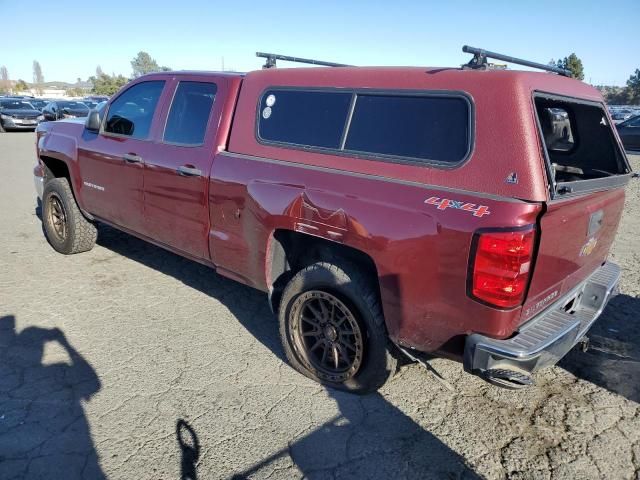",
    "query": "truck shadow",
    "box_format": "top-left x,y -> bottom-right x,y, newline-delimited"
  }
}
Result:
0,315 -> 105,479
232,389 -> 481,480
229,387 -> 480,479
559,293 -> 640,404
95,226 -> 478,478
